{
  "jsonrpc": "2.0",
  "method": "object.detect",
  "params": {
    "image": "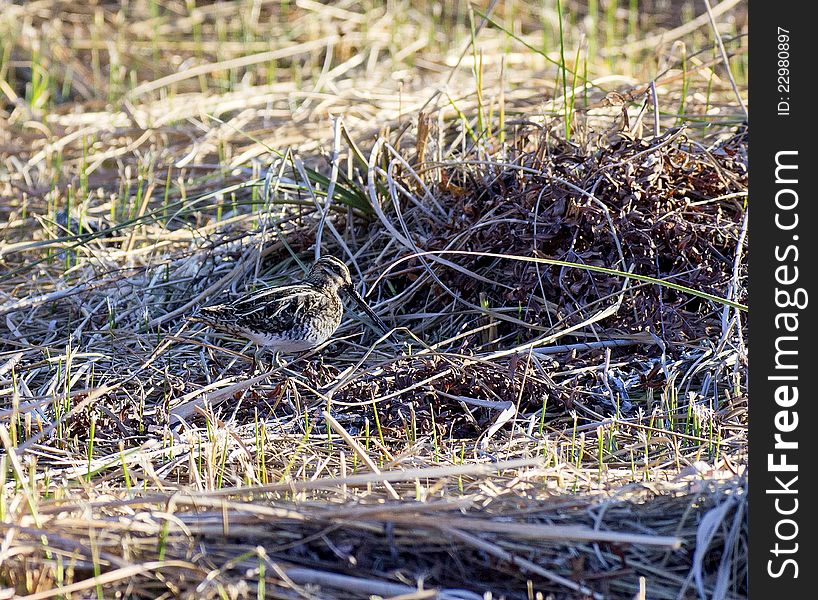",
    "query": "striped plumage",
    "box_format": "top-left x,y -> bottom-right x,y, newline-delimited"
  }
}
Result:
191,256 -> 388,357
